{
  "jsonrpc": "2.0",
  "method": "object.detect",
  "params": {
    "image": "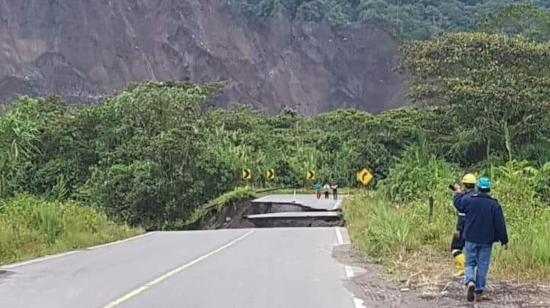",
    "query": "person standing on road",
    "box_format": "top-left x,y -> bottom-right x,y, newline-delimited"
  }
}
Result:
313,181 -> 322,199
450,174 -> 477,277
459,177 -> 508,302
331,181 -> 338,200
323,182 -> 330,199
